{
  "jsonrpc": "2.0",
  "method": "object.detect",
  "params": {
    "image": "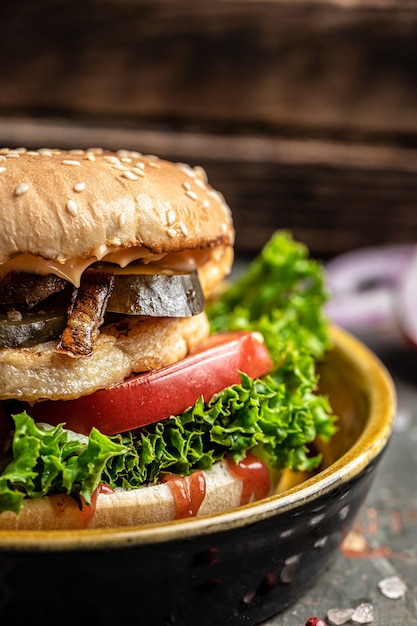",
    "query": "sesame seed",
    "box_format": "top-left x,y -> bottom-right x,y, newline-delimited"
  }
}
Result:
62,159 -> 81,166
6,152 -> 20,158
207,189 -> 222,201
134,162 -> 145,170
194,165 -> 208,183
179,222 -> 189,236
15,183 -> 29,196
194,177 -> 206,190
104,155 -> 121,164
73,181 -> 86,192
15,147 -> 27,154
185,189 -> 198,201
118,212 -> 127,227
66,199 -> 78,216
182,181 -> 191,191
85,153 -> 96,161
113,163 -> 128,171
0,148 -> 9,155
177,163 -> 196,178
39,149 -> 53,156
109,237 -> 122,246
26,151 -> 40,156
167,228 -> 177,238
122,170 -> 138,181
203,199 -> 210,209
121,157 -> 132,163
0,167 -> 6,174
132,167 -> 146,177
129,151 -> 142,158
147,161 -> 160,169
116,149 -> 131,157
167,209 -> 176,226
69,149 -> 85,155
